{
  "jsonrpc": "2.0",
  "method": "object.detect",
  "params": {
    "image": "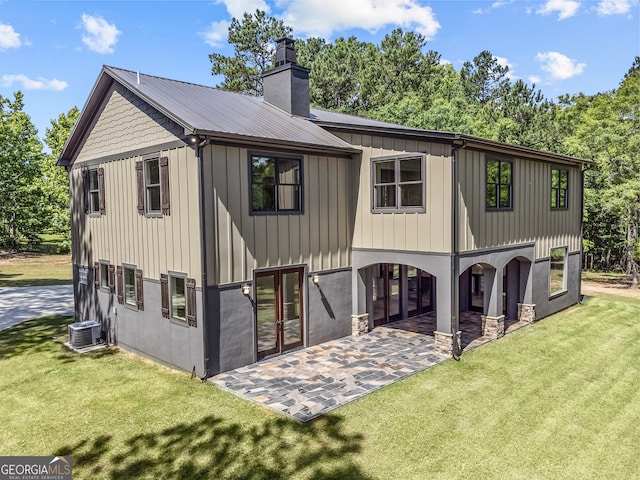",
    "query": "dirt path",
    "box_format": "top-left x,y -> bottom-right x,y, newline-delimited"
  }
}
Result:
581,281 -> 640,300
